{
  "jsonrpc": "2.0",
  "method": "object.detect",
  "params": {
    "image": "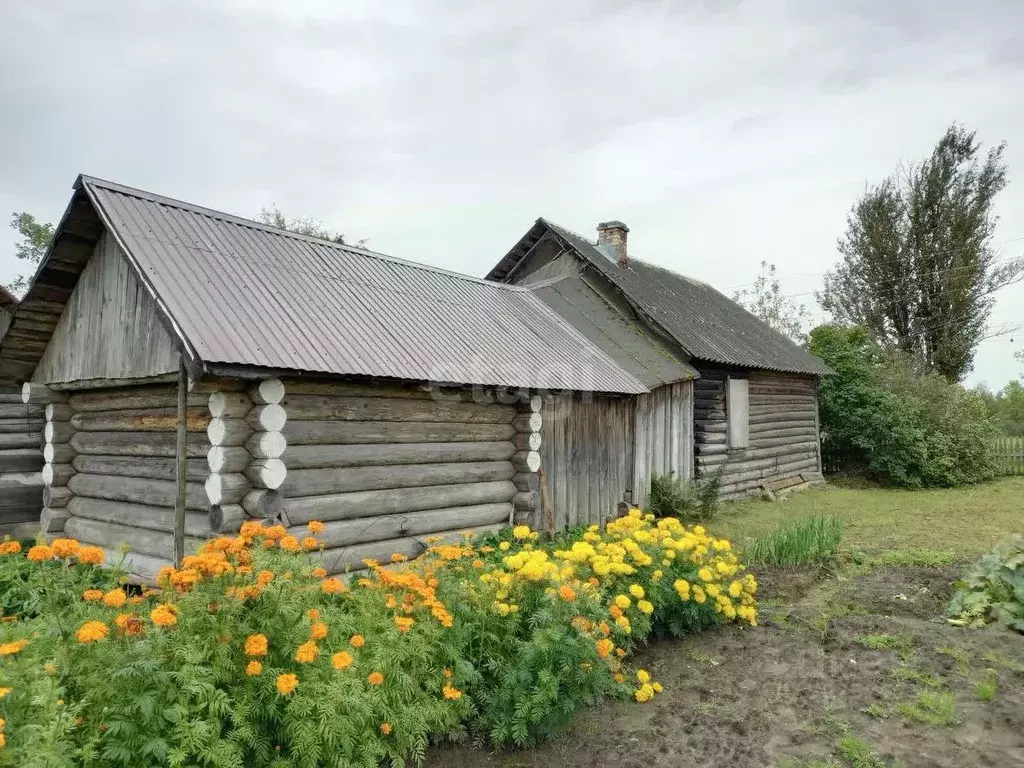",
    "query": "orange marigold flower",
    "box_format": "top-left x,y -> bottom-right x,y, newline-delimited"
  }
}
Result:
307,520 -> 326,535
257,570 -> 275,586
246,660 -> 263,676
0,639 -> 29,656
394,616 -> 415,633
0,541 -> 22,555
588,577 -> 600,587
559,584 -> 577,602
27,545 -> 55,562
312,566 -> 327,578
380,722 -> 392,735
442,683 -> 463,700
239,520 -> 263,538
609,604 -> 623,620
599,621 -> 611,636
331,650 -> 353,670
114,613 -> 144,636
76,546 -> 104,565
471,559 -> 484,569
595,638 -> 614,658
390,552 -> 408,563
306,608 -> 321,621
443,668 -> 453,679
244,633 -> 269,657
262,524 -> 287,541
301,537 -> 319,551
368,671 -> 384,686
82,589 -> 104,602
350,634 -> 365,648
295,640 -> 319,663
150,604 -> 178,627
321,578 -> 346,595
102,589 -> 127,608
310,621 -> 328,640
279,535 -> 300,552
75,621 -> 109,644
51,538 -> 80,558
276,673 -> 298,695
